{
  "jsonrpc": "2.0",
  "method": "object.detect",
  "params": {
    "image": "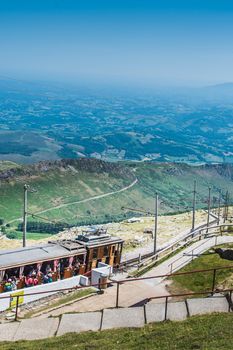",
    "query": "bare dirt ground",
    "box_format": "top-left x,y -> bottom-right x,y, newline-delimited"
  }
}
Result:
0,210 -> 208,253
